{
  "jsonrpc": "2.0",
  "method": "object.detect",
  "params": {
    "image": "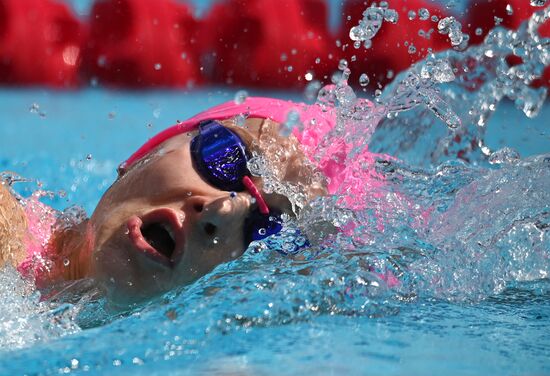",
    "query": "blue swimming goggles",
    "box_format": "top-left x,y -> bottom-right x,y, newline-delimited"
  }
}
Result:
190,120 -> 283,244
